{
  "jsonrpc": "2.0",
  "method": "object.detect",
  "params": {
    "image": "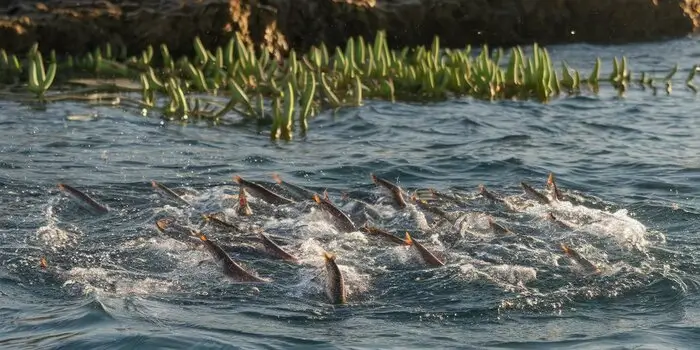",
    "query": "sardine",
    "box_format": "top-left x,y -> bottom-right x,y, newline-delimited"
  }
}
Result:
202,213 -> 244,233
370,174 -> 407,209
411,194 -> 455,222
488,217 -> 512,235
404,232 -> 445,267
547,212 -> 572,229
258,231 -> 299,263
272,173 -> 315,202
237,187 -> 253,216
156,217 -> 199,242
561,243 -> 600,274
313,193 -> 357,233
360,224 -> 406,245
151,180 -> 192,206
233,175 -> 294,205
520,181 -> 550,204
478,184 -> 505,204
199,233 -> 269,283
323,251 -> 347,304
547,172 -> 565,201
57,183 -> 109,214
